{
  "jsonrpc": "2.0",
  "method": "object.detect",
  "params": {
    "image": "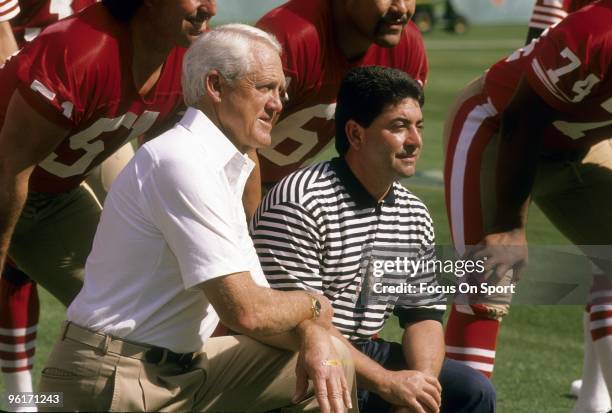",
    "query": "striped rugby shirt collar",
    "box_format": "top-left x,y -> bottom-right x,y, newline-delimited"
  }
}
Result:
330,157 -> 396,208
